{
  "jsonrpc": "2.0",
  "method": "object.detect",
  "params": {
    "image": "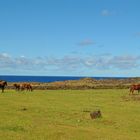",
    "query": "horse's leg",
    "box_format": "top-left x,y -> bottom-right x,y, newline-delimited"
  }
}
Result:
30,87 -> 33,91
130,88 -> 133,95
15,87 -> 18,91
129,90 -> 131,95
20,87 -> 24,92
131,89 -> 134,95
18,87 -> 20,91
2,87 -> 4,93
